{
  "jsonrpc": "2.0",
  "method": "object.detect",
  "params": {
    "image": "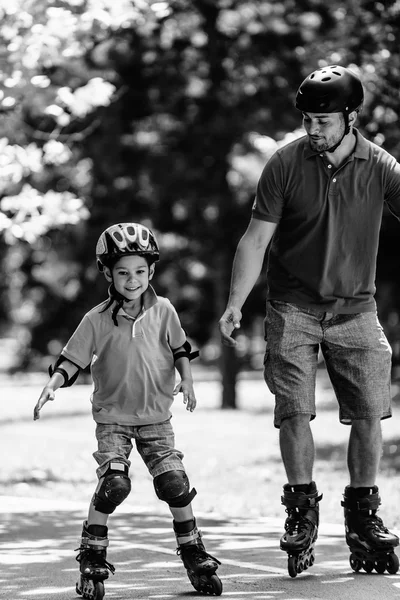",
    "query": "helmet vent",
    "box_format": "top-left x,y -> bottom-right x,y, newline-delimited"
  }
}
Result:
321,77 -> 332,82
